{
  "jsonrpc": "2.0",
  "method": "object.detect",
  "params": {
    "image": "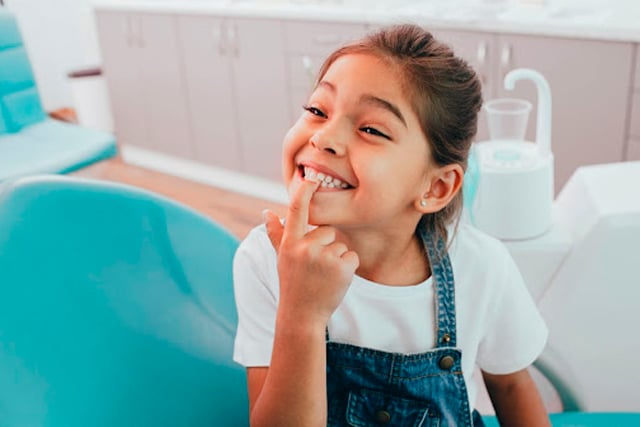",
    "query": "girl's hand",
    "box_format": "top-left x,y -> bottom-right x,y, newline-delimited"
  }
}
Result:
264,179 -> 359,326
